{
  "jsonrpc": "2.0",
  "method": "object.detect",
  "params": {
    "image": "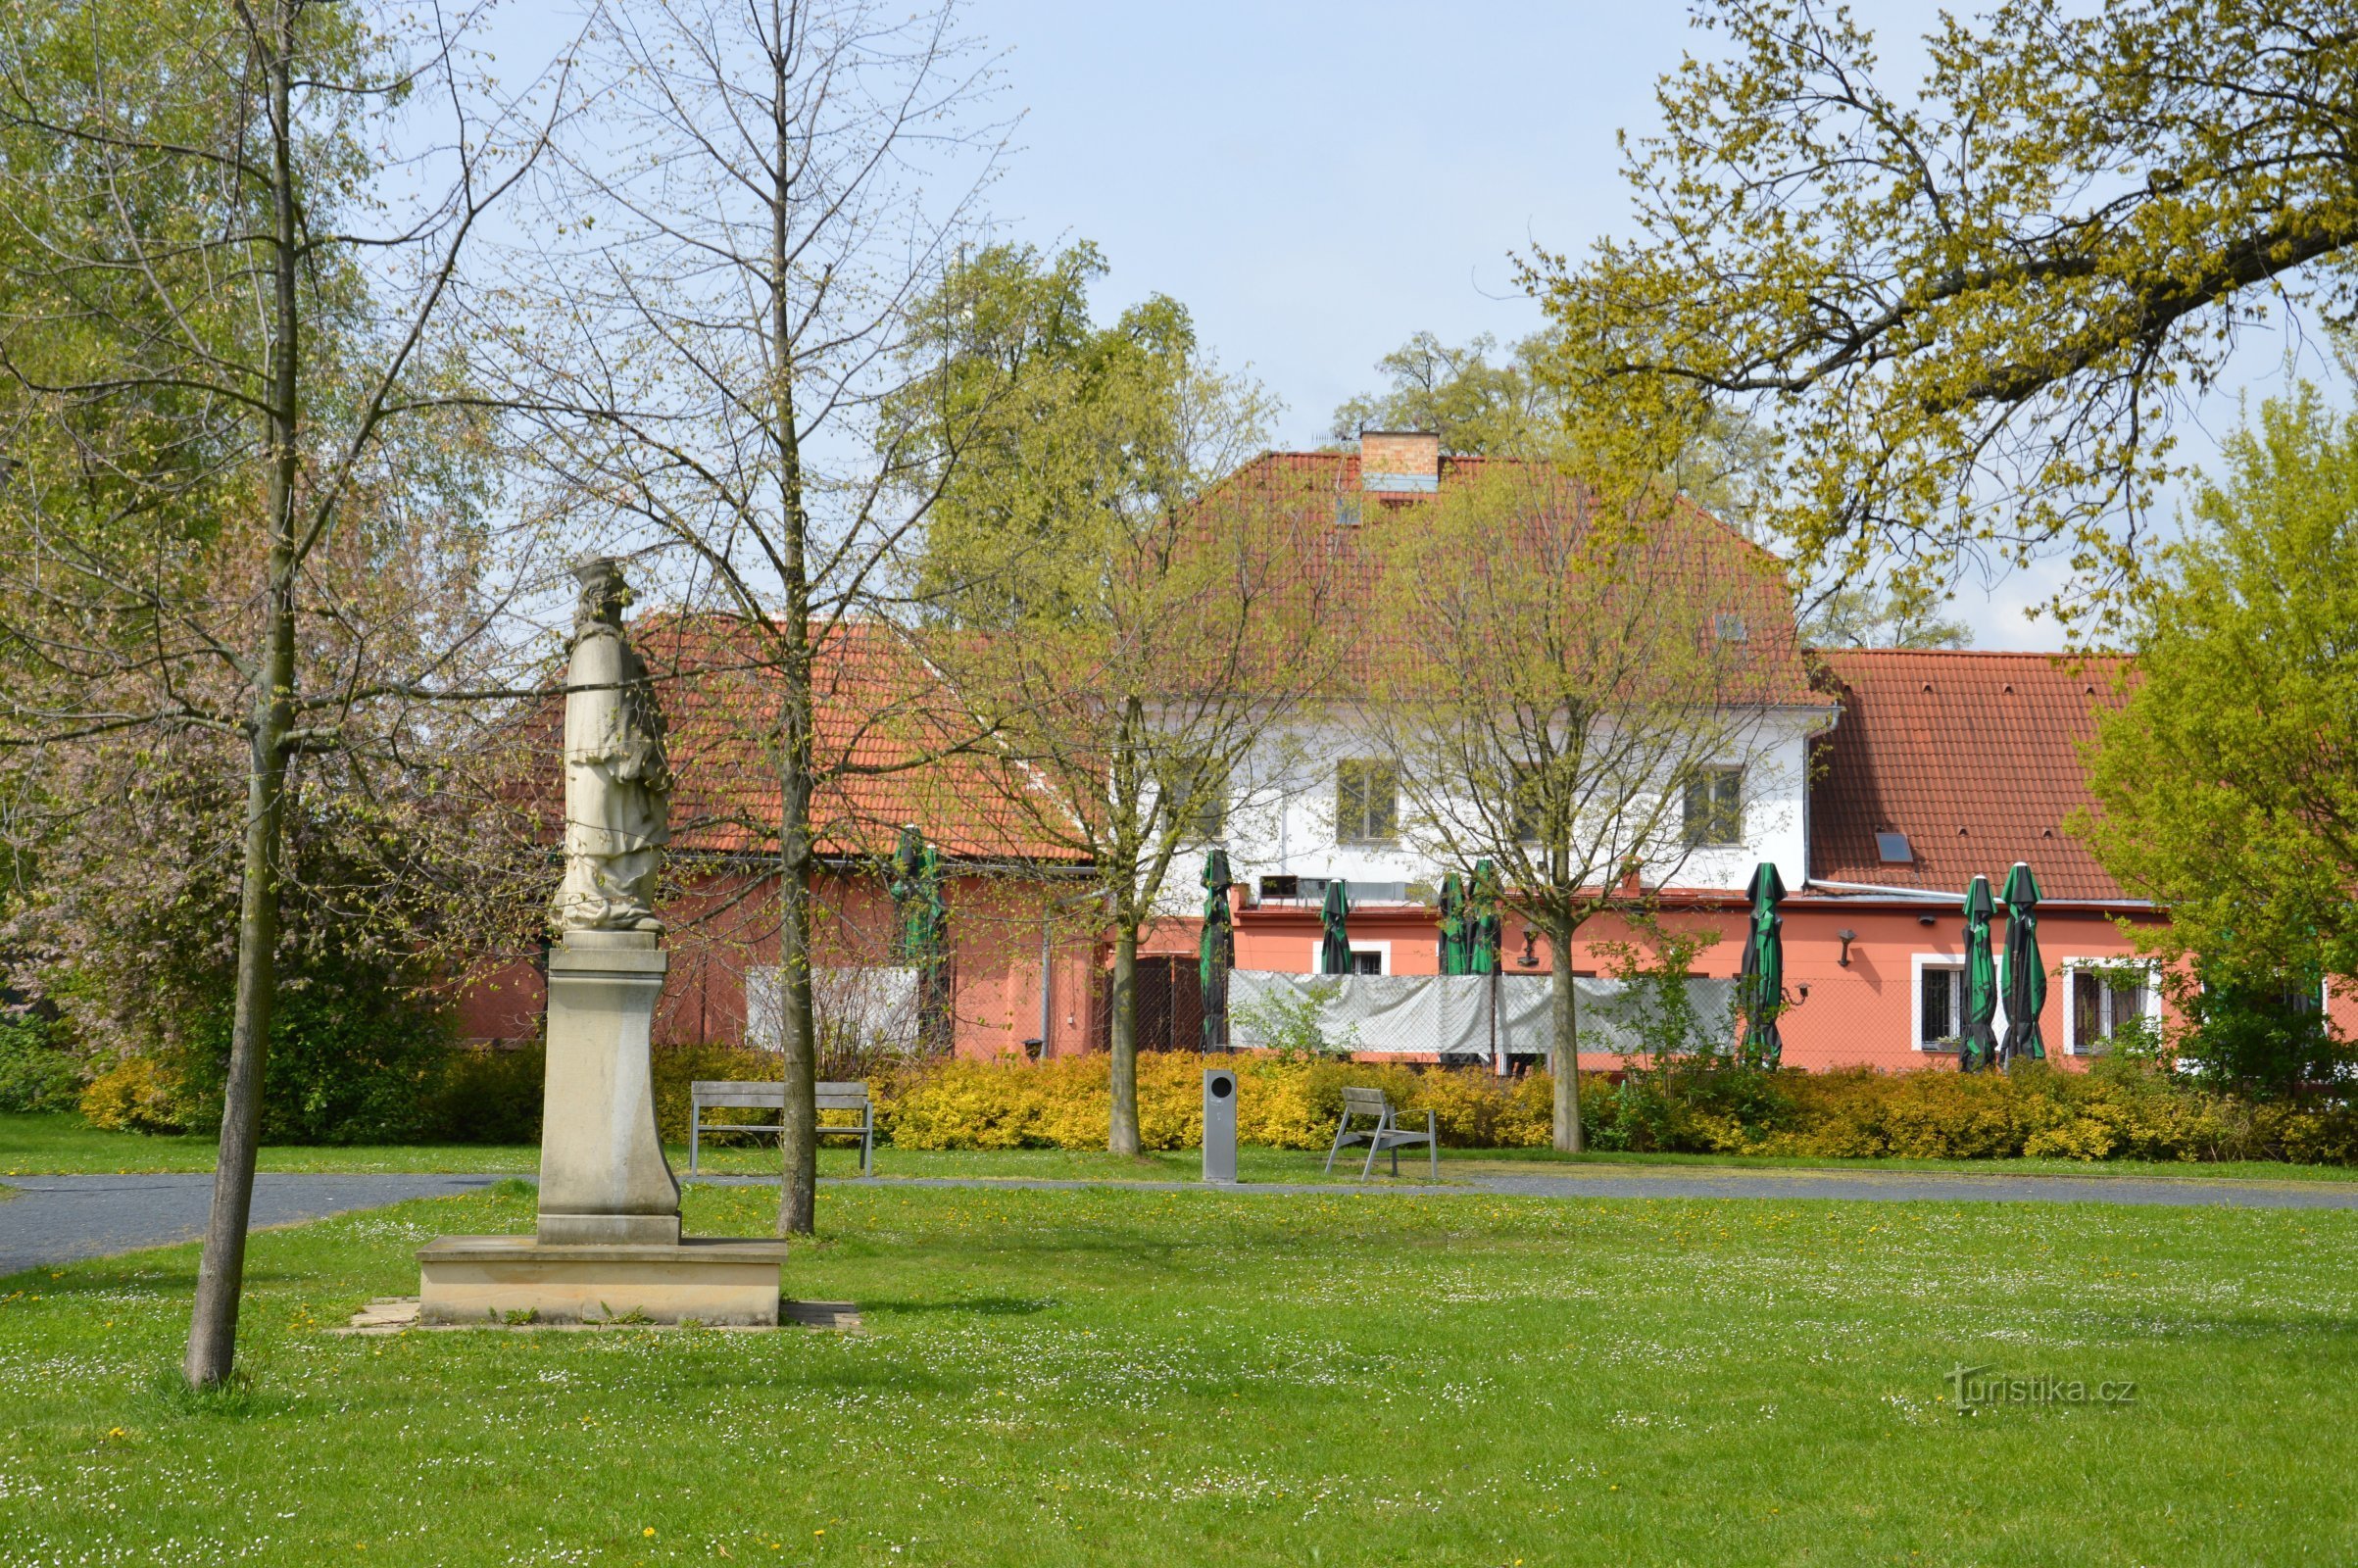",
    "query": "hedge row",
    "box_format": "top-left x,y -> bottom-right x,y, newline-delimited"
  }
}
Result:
56,1032 -> 2358,1164
663,1049 -> 2358,1164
